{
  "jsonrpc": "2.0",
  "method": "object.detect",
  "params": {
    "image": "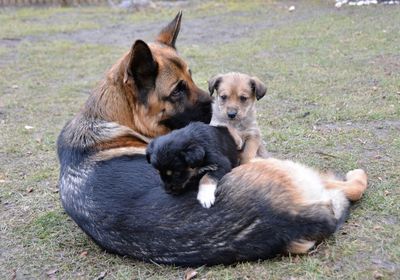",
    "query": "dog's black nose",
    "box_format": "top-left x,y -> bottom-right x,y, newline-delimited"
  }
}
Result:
164,184 -> 183,195
227,112 -> 237,119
